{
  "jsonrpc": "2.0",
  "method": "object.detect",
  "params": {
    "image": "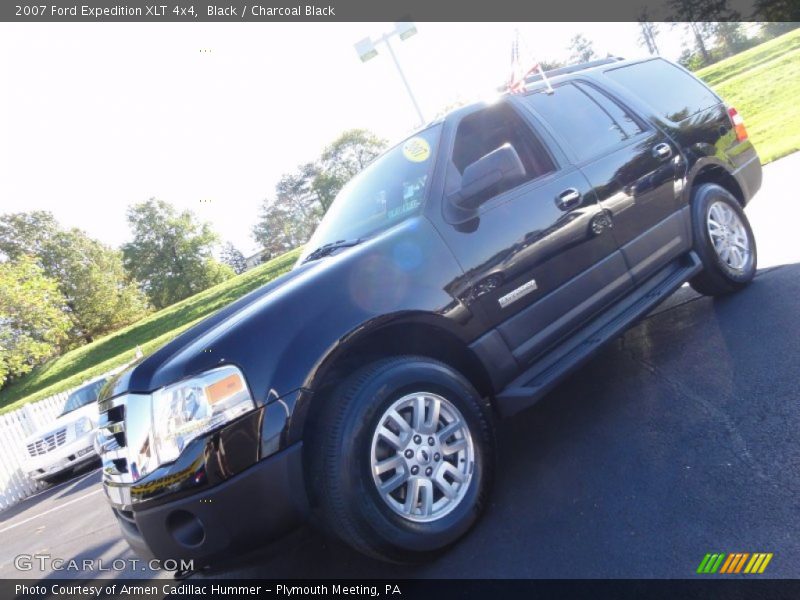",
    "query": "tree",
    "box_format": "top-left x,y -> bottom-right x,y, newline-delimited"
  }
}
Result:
47,230 -> 151,341
755,0 -> 799,24
568,34 -> 597,64
539,58 -> 566,71
637,14 -> 661,55
0,256 -> 71,387
0,211 -> 60,261
668,0 -> 738,66
220,242 -> 247,275
252,171 -> 321,259
713,22 -> 748,56
122,199 -> 235,309
312,129 -> 387,212
759,21 -> 800,39
252,129 -> 386,258
678,46 -> 706,71
688,22 -> 714,65
0,212 -> 150,344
